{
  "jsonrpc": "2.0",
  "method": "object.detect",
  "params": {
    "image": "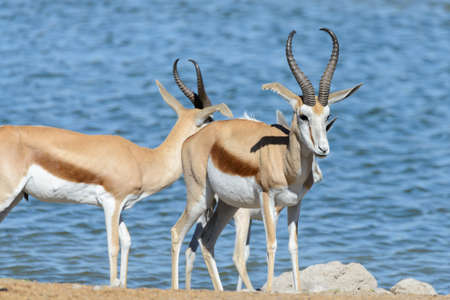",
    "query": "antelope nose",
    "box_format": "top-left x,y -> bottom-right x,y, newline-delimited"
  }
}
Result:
318,145 -> 328,154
